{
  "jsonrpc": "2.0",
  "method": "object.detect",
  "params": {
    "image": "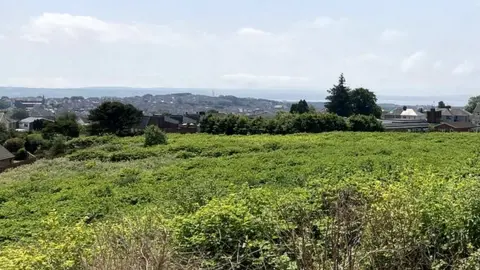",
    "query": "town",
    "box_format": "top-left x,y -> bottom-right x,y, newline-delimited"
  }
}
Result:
1,94 -> 480,133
